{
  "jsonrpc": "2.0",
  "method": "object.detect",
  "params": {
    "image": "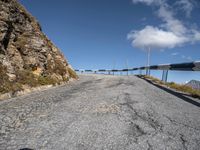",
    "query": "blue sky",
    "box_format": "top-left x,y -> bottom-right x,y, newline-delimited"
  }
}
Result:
19,0 -> 200,83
